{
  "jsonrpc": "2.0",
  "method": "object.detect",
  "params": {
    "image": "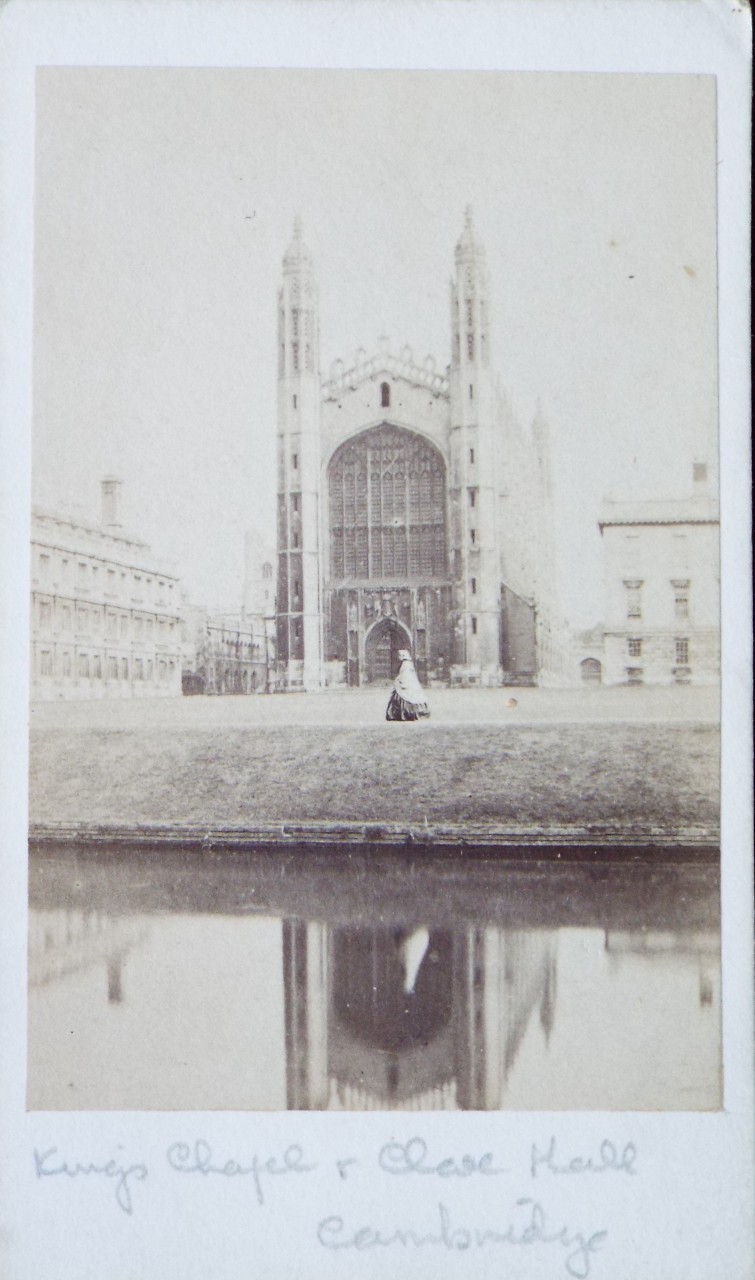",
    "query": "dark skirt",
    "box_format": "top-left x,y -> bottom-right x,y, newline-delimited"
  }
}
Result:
386,689 -> 430,722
